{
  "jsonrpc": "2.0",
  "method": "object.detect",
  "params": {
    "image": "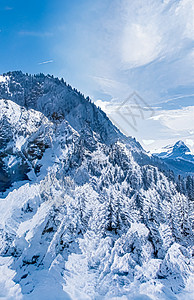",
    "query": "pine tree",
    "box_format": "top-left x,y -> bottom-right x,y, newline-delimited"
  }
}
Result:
177,175 -> 185,194
186,175 -> 194,201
